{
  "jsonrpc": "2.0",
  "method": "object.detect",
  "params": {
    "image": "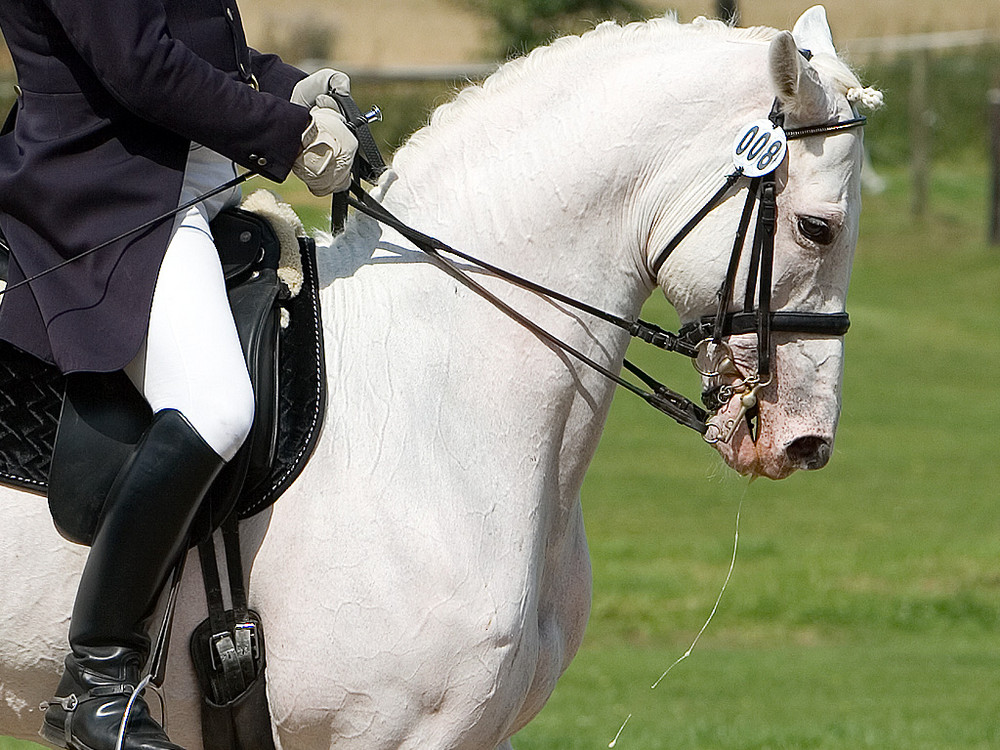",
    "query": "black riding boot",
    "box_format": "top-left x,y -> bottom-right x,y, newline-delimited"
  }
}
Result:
41,409 -> 225,750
